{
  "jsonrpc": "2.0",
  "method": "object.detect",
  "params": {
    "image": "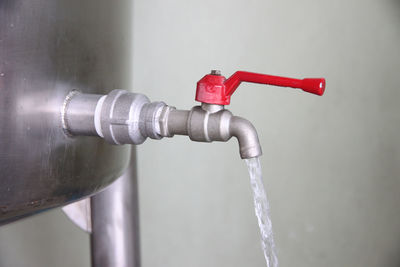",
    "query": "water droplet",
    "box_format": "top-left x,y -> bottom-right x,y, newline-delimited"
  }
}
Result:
0,73 -> 4,77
